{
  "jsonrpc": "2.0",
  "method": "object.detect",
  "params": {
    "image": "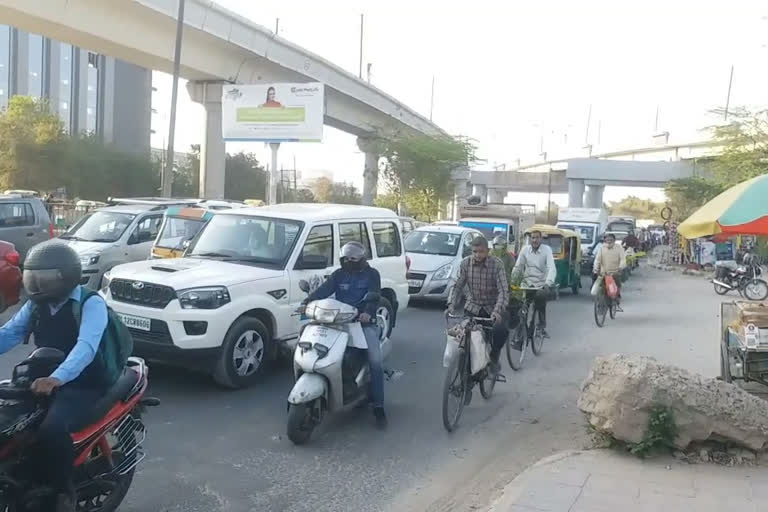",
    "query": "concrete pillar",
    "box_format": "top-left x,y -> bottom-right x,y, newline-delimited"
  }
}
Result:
452,180 -> 470,222
487,189 -> 505,204
357,137 -> 379,206
584,185 -> 605,209
472,183 -> 487,199
187,81 -> 226,199
568,179 -> 585,207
